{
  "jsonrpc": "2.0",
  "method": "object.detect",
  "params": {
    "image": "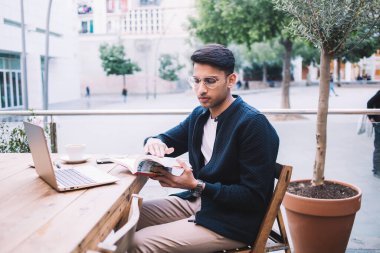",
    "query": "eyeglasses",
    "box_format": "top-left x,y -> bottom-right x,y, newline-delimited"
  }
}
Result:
188,76 -> 225,89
